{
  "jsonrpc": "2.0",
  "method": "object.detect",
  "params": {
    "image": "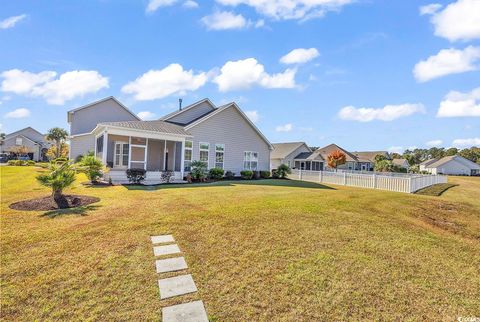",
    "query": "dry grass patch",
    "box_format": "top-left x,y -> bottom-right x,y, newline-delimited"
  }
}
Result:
1,167 -> 480,321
